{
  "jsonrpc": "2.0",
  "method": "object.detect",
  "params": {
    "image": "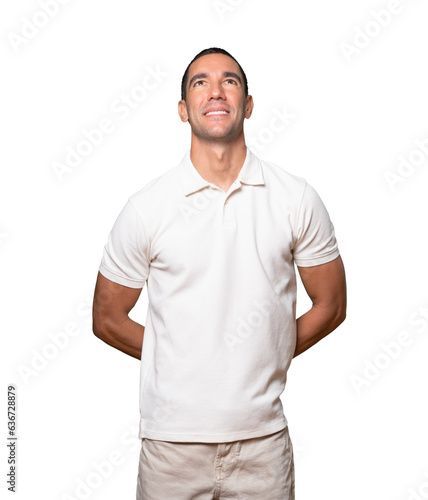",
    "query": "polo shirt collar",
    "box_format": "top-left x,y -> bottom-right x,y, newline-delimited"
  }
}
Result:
179,147 -> 265,196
